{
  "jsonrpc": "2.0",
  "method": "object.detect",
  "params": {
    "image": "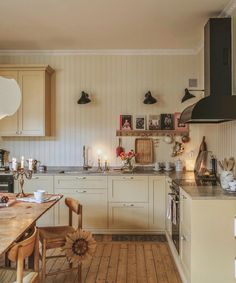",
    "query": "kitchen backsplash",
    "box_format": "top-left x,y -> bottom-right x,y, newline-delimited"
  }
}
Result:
0,53 -> 204,166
